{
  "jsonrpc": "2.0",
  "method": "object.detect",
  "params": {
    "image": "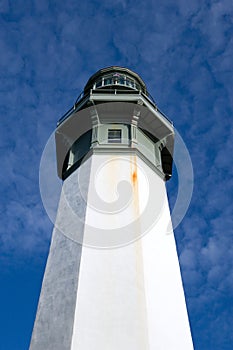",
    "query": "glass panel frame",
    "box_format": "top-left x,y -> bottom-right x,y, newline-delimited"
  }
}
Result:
108,129 -> 122,143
